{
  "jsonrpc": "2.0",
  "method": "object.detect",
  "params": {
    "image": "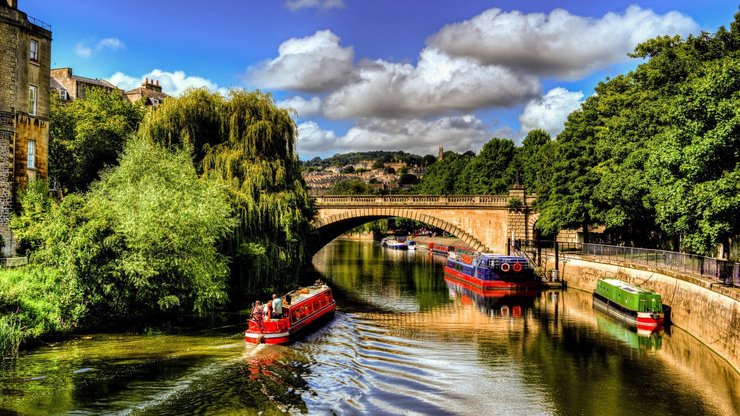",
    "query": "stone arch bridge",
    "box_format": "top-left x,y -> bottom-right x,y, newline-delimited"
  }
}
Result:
312,189 -> 537,254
